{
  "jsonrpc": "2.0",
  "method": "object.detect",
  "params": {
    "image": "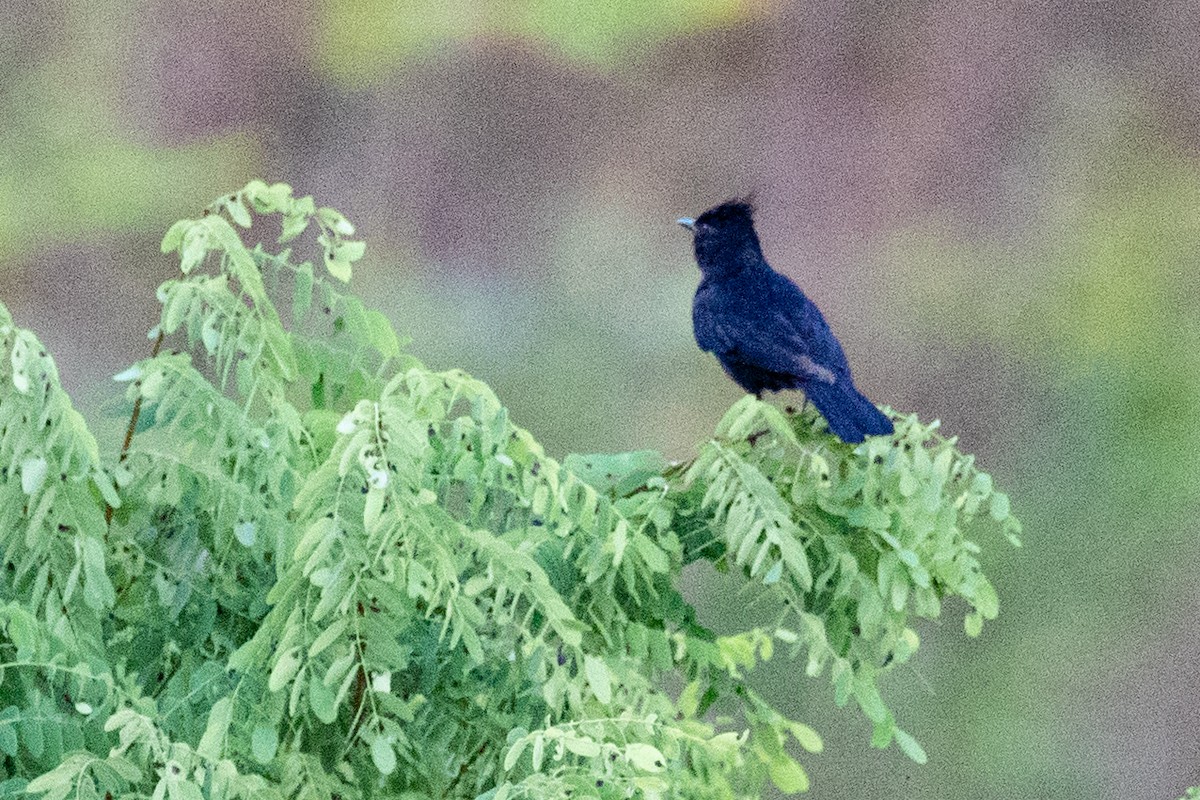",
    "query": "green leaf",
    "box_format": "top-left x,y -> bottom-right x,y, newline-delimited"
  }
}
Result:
106,755 -> 143,783
20,457 -> 47,495
891,577 -> 909,612
583,655 -> 612,704
161,219 -> 192,253
624,743 -> 666,773
632,532 -> 670,574
265,326 -> 298,381
337,240 -> 366,262
788,720 -> 823,753
179,225 -> 209,273
240,179 -> 271,211
295,516 -> 336,563
317,207 -> 356,236
707,730 -> 747,757
324,249 -> 353,283
611,518 -> 629,568
973,577 -> 1000,618
25,754 -> 87,795
894,727 -> 928,764
18,713 -> 43,759
363,487 -> 385,531
226,197 -> 252,228
364,308 -> 401,356
462,574 -> 492,597
80,534 -> 115,609
245,181 -> 293,214
855,678 -> 889,724
200,314 -> 221,354
280,212 -> 310,242
308,618 -> 349,659
196,697 -> 233,761
767,754 -> 809,793
251,724 -> 278,764
371,736 -> 397,775
871,718 -> 895,749
562,734 -> 601,758
990,490 -> 1011,521
564,450 -> 667,496
715,395 -> 762,439
234,520 -> 256,547
677,680 -> 702,718
292,262 -> 314,322
531,735 -> 545,771
0,719 -> 16,758
857,585 -> 884,636
503,737 -> 528,771
160,284 -> 192,334
268,647 -> 303,692
309,673 -> 339,724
